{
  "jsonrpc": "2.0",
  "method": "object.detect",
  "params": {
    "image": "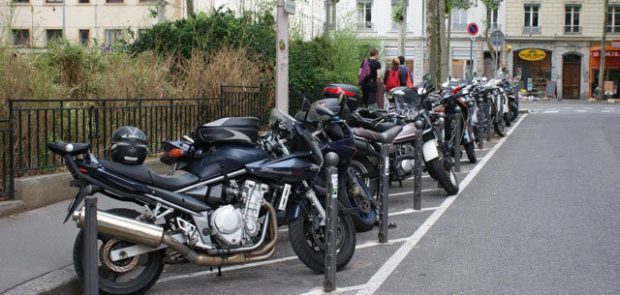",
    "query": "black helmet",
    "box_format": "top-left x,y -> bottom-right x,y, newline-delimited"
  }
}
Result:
111,126 -> 148,165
